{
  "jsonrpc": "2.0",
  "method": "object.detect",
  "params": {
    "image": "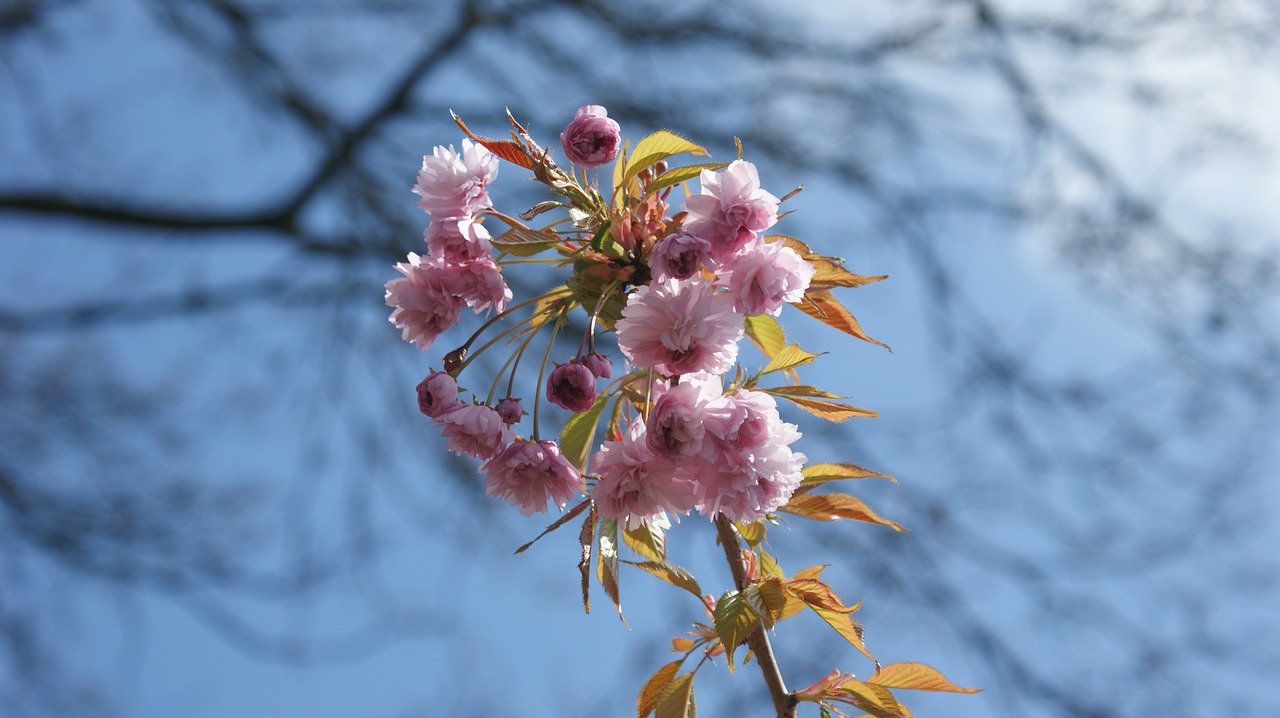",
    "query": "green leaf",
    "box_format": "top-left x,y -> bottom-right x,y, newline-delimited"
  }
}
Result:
761,344 -> 824,376
780,492 -> 907,531
514,499 -> 591,554
644,161 -> 730,197
744,314 -> 787,359
745,578 -> 788,628
559,393 -> 610,470
654,672 -> 696,718
622,130 -> 708,190
623,522 -> 667,562
626,560 -> 702,598
866,663 -> 981,694
735,521 -> 766,548
491,226 -> 561,257
801,462 -> 895,487
597,517 -> 626,624
712,590 -> 758,672
638,660 -> 684,718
